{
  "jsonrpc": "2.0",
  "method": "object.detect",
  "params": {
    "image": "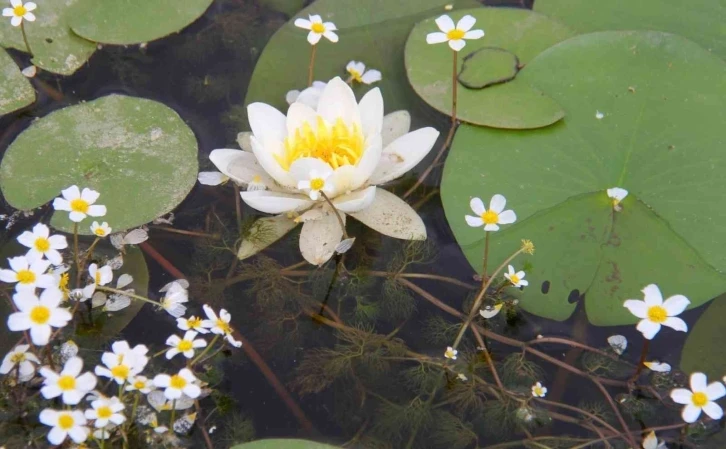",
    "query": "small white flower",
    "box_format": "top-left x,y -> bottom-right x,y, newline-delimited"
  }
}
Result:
7,288 -> 72,345
0,255 -> 55,291
504,265 -> 528,288
52,185 -> 107,222
607,335 -> 628,355
623,284 -> 689,340
93,426 -> 115,440
426,14 -> 484,52
479,303 -> 503,319
345,61 -> 382,85
531,382 -> 547,398
0,344 -> 40,381
125,375 -> 154,394
285,81 -> 326,108
94,341 -> 148,385
670,372 -> 726,423
153,368 -> 201,400
39,356 -> 97,405
90,221 -> 112,237
17,223 -> 68,265
2,0 -> 36,27
642,430 -> 667,449
444,346 -> 457,360
159,281 -> 188,318
202,304 -> 241,347
294,163 -> 334,201
197,171 -> 229,186
596,111 -> 604,120
176,315 -> 209,334
644,361 -> 672,373
465,194 -> 517,231
85,396 -> 125,428
82,263 -> 113,298
166,330 -> 207,360
607,187 -> 628,211
293,14 -> 338,45
457,373 -> 467,382
39,409 -> 89,445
